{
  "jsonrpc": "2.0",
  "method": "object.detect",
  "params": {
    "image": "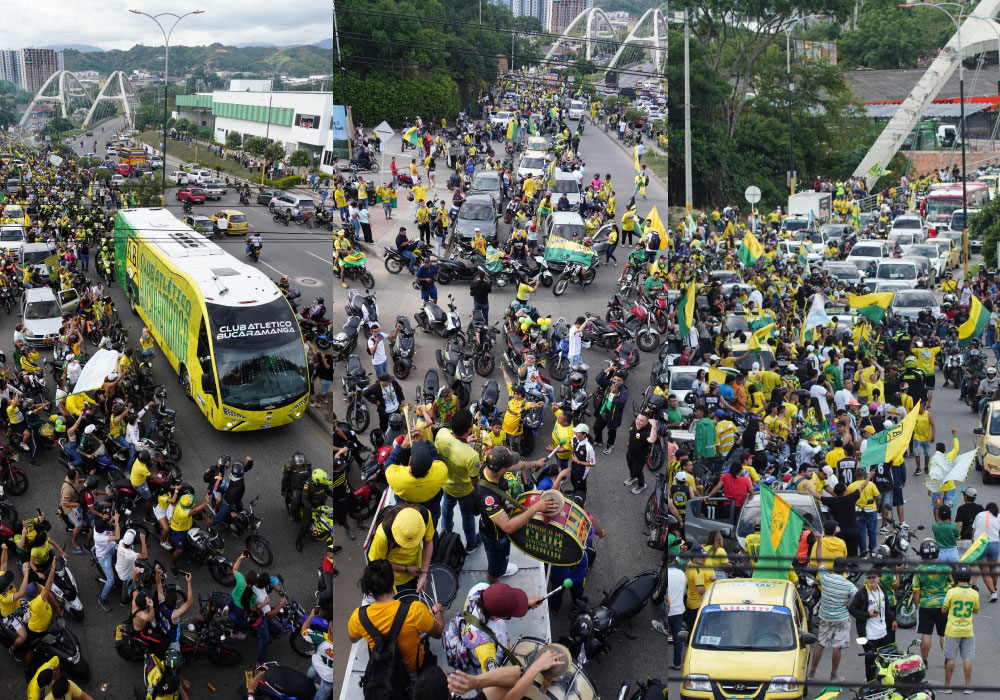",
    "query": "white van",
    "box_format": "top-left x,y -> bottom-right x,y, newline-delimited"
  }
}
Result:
551,170 -> 581,211
568,100 -> 585,120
